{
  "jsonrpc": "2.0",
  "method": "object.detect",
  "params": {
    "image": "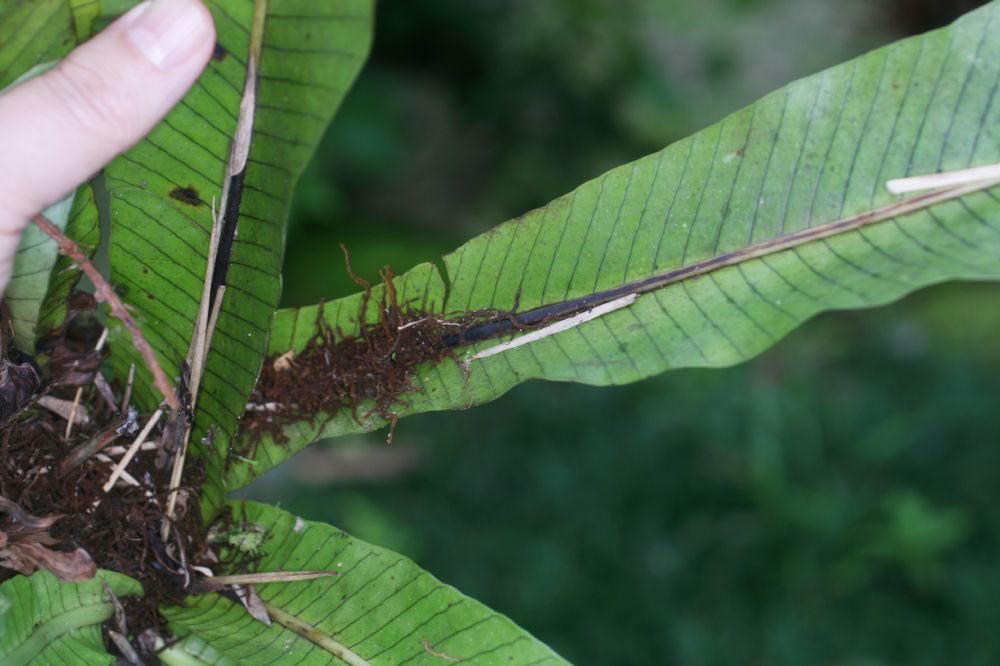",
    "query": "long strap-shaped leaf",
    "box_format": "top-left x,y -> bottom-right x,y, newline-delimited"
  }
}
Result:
91,1 -> 373,513
163,501 -> 567,665
0,570 -> 141,664
227,2 -> 1000,491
